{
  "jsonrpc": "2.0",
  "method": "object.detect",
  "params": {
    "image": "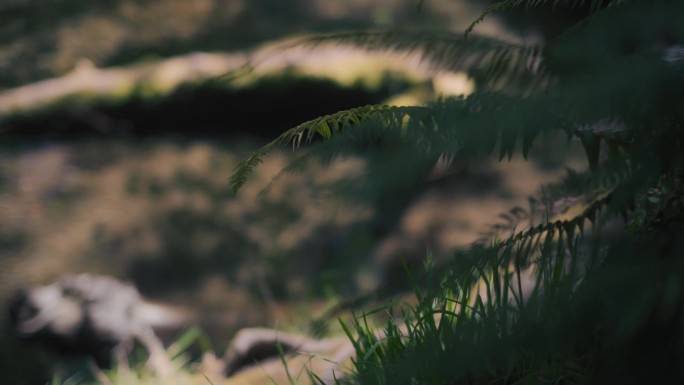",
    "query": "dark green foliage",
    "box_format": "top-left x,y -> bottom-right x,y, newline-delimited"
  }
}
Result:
232,0 -> 684,383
